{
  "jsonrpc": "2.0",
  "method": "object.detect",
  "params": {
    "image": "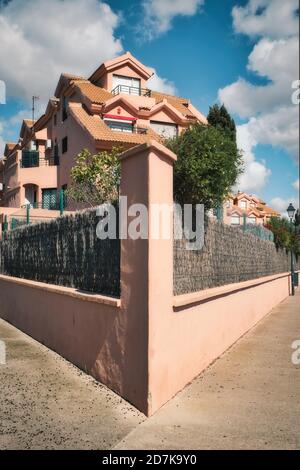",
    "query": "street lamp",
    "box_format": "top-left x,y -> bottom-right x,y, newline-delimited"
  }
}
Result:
287,203 -> 296,220
287,203 -> 296,296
